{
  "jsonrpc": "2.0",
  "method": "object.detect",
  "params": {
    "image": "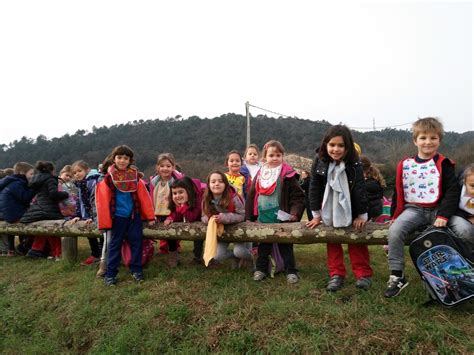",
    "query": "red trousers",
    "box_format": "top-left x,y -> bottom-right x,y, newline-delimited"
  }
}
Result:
326,243 -> 372,279
32,236 -> 61,257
